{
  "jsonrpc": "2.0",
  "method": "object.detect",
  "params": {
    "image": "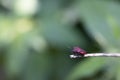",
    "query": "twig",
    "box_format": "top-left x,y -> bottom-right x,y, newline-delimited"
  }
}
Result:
70,53 -> 120,58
